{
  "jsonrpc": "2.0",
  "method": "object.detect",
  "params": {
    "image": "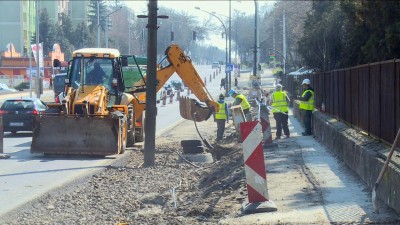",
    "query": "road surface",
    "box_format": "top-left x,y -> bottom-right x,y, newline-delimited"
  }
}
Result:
0,64 -> 224,217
